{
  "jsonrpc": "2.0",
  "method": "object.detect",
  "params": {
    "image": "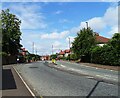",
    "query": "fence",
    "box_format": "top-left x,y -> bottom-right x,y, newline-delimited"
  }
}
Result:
2,55 -> 17,65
